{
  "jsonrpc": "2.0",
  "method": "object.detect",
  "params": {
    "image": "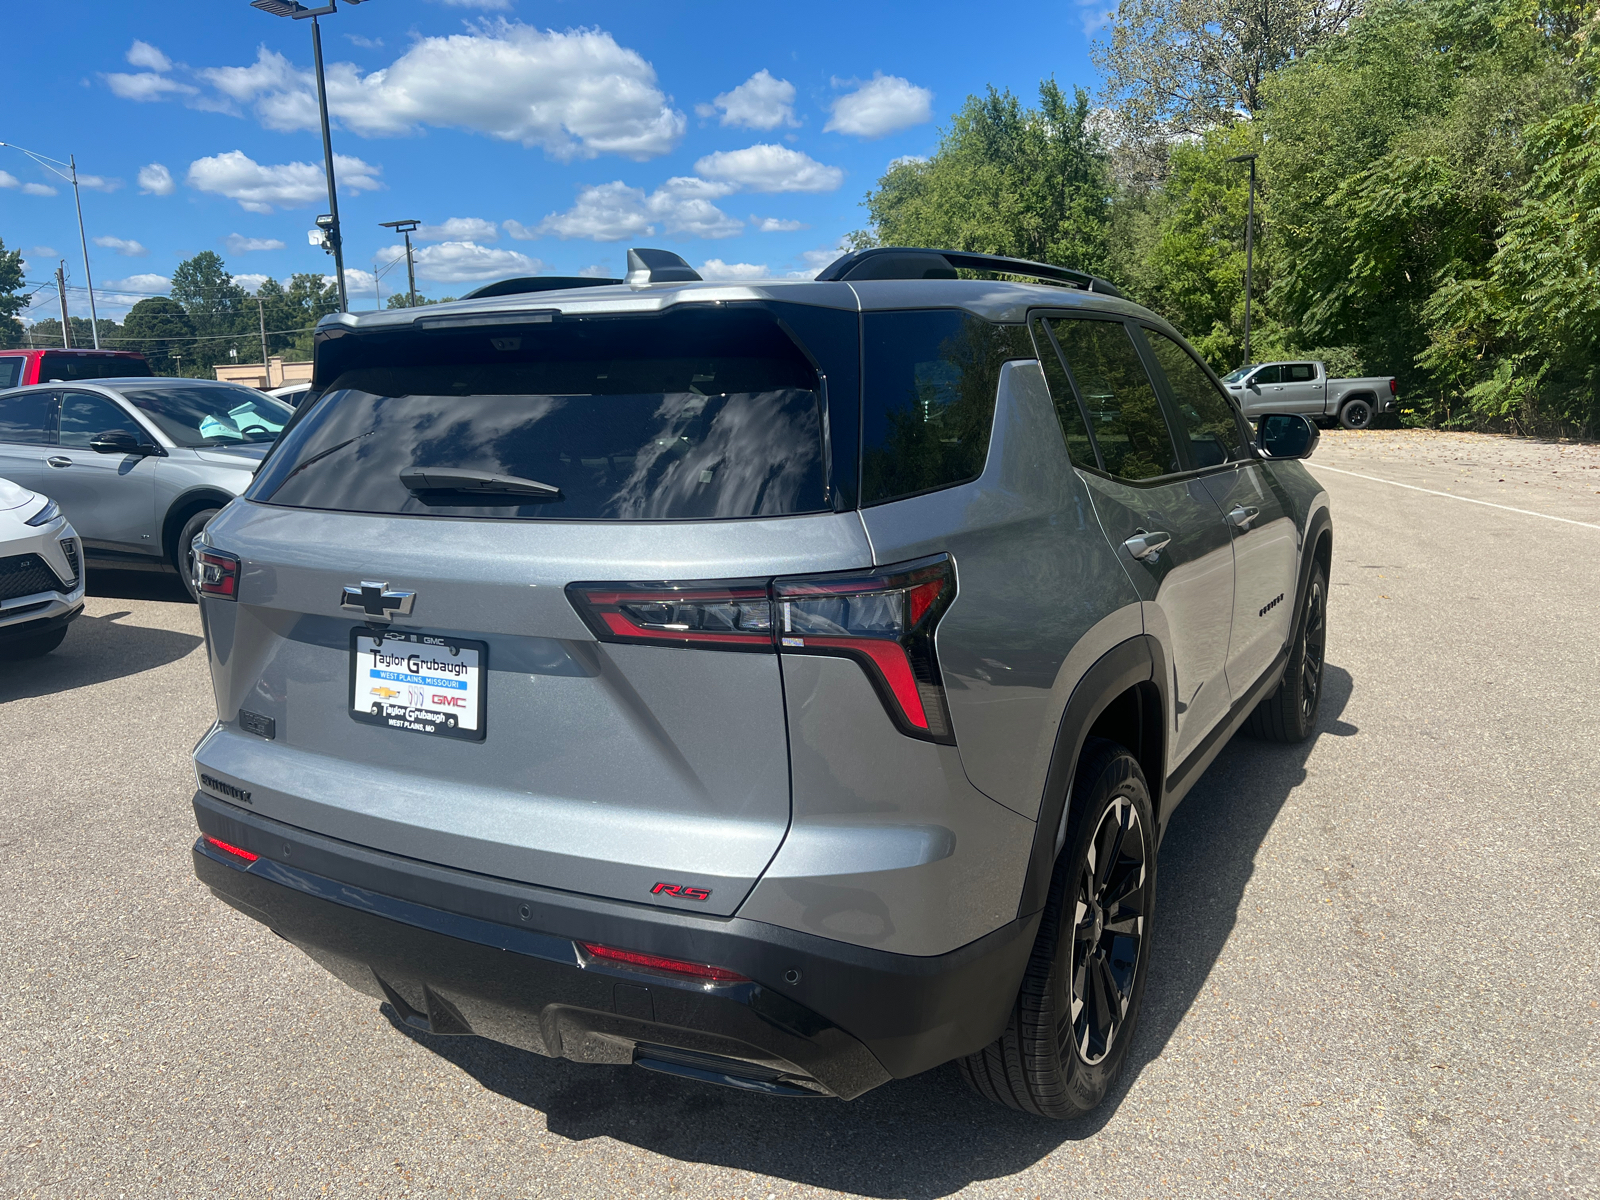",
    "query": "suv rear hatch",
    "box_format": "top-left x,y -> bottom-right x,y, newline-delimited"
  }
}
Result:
193,299 -> 864,916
